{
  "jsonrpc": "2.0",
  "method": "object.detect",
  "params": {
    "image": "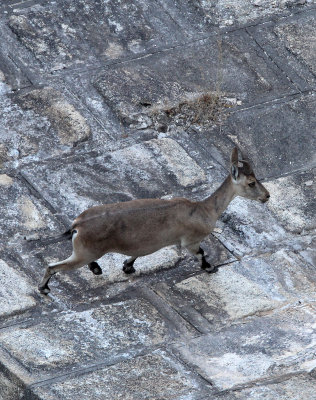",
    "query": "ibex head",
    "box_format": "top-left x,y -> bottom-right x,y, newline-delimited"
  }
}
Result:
230,147 -> 270,203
